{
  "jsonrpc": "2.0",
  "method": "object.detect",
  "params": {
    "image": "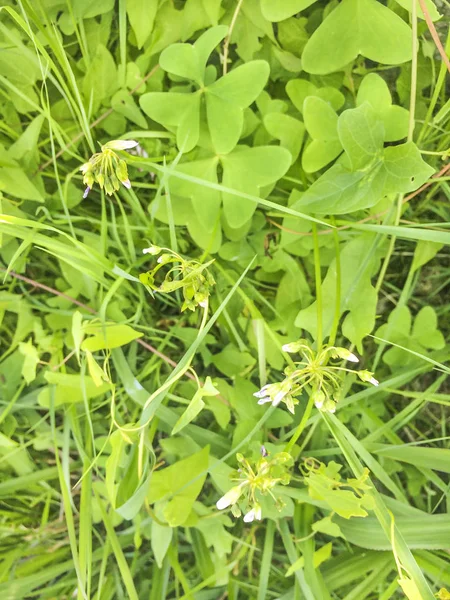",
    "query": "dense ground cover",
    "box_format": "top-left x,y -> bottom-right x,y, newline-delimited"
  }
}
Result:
0,0 -> 450,598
